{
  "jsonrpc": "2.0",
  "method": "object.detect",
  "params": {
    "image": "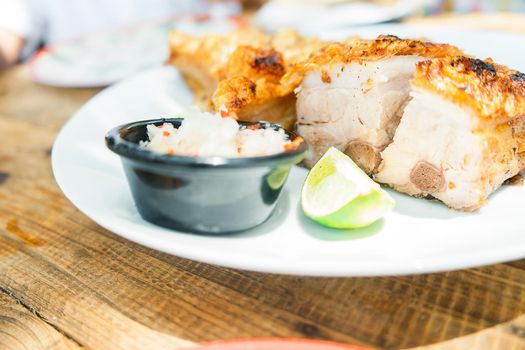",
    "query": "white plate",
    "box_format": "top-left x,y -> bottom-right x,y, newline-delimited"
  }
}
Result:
254,0 -> 429,34
31,17 -> 240,88
52,25 -> 525,276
